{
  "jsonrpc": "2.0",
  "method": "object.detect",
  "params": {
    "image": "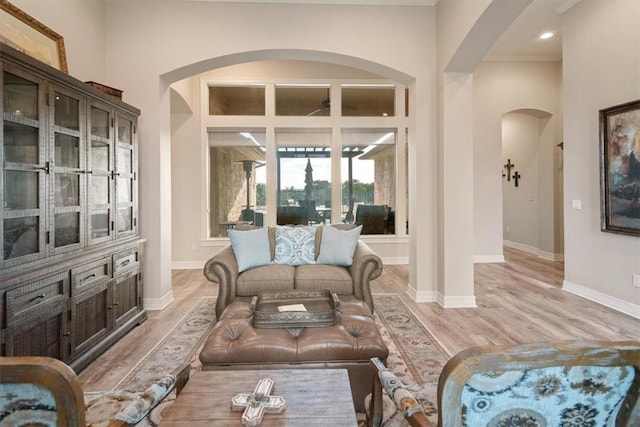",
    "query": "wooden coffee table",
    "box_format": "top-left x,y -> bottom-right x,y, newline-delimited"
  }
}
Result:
160,368 -> 358,426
